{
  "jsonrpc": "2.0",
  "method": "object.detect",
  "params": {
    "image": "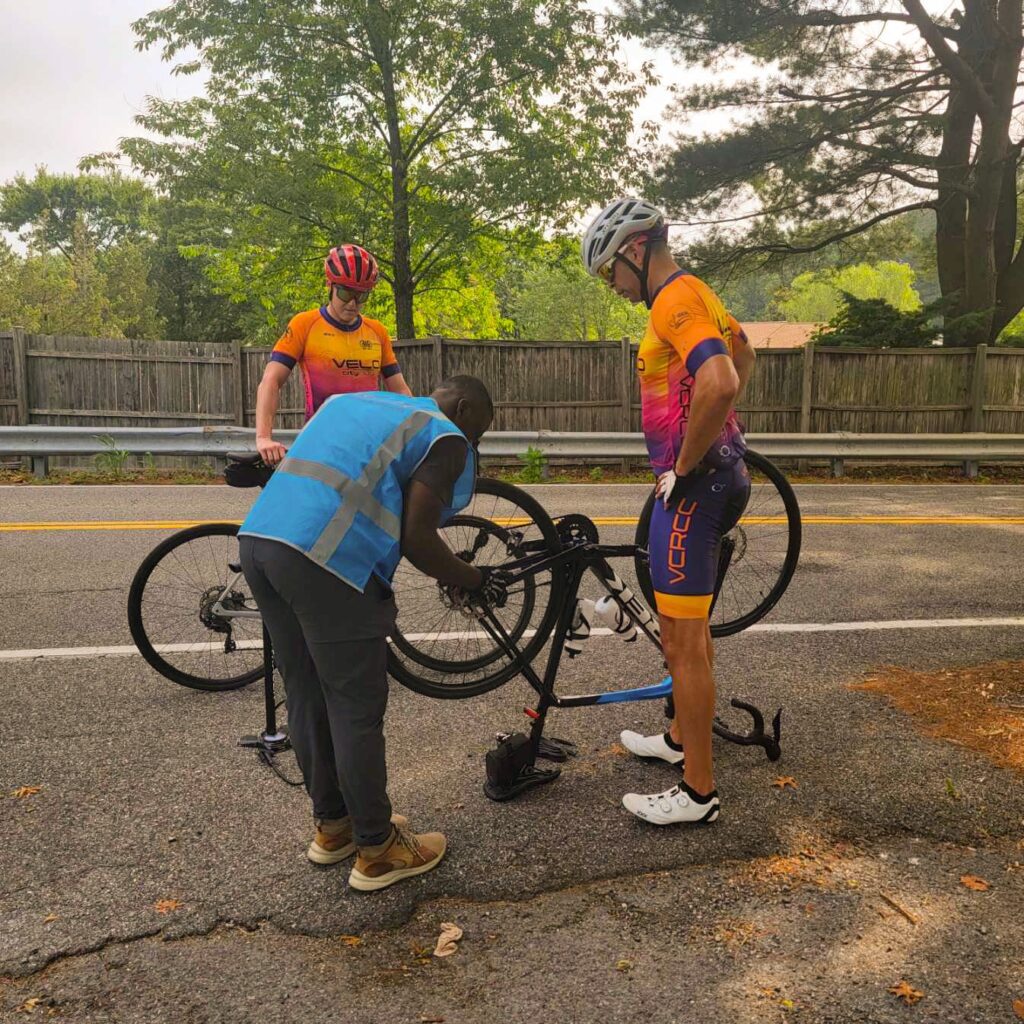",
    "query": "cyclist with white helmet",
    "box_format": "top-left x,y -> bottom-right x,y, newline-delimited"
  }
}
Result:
255,244 -> 413,465
582,198 -> 756,825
